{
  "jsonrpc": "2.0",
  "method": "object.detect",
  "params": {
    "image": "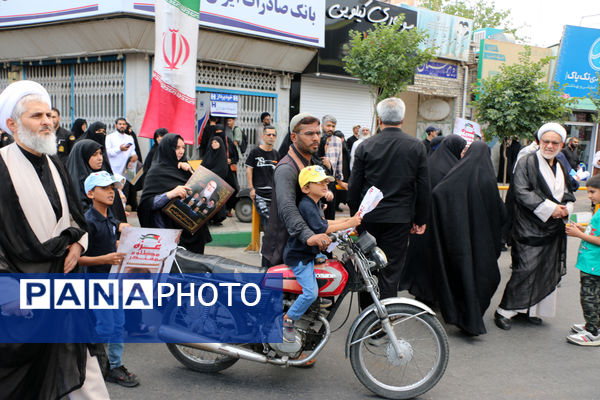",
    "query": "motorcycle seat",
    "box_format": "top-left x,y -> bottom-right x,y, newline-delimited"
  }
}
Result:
174,249 -> 268,274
